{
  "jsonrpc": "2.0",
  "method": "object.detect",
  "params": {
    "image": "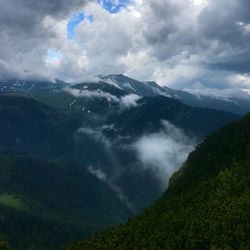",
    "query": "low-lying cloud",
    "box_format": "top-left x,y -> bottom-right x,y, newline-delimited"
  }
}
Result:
120,94 -> 141,108
66,87 -> 141,108
77,127 -> 112,149
88,166 -> 134,211
77,120 -> 195,209
65,87 -> 120,103
134,121 -> 195,189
